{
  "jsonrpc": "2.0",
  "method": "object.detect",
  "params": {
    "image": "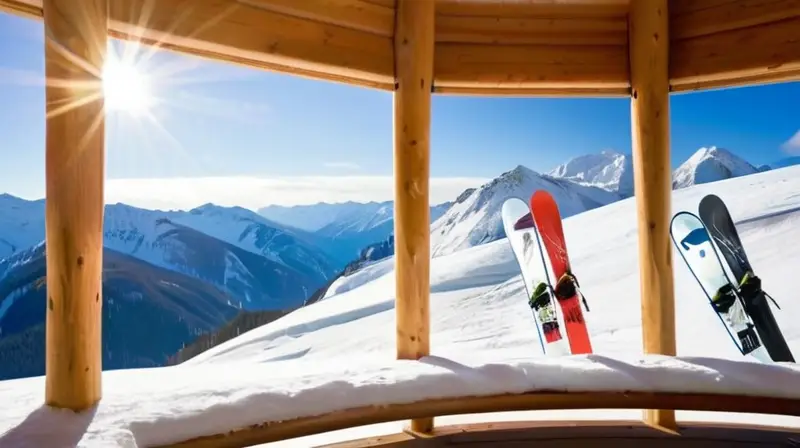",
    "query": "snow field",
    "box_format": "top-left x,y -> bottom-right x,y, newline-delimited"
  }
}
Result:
1,165 -> 800,446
